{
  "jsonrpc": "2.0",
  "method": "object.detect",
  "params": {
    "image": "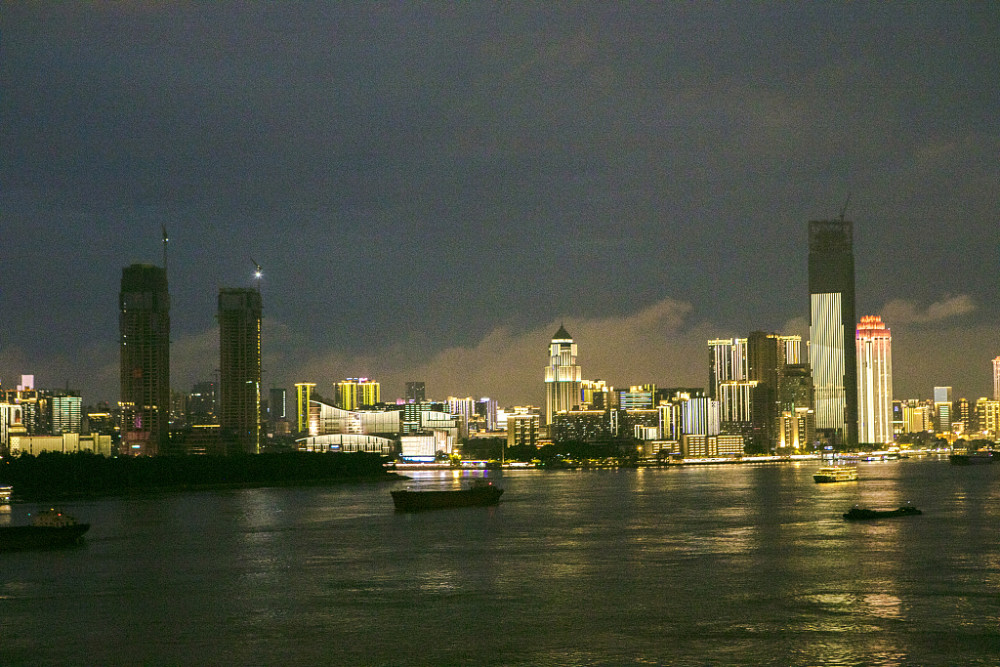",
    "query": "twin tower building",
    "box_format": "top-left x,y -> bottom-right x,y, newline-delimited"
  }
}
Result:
544,219 -> 890,450
118,263 -> 262,456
